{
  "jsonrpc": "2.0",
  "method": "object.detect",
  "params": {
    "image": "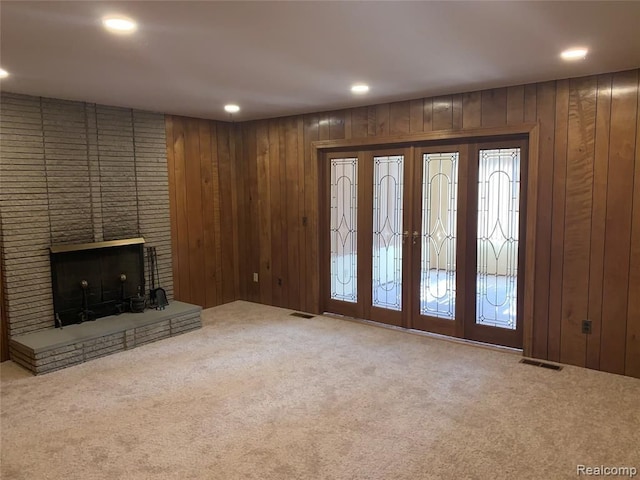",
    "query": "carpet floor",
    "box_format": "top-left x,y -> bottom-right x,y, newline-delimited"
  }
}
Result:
1,301 -> 638,480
